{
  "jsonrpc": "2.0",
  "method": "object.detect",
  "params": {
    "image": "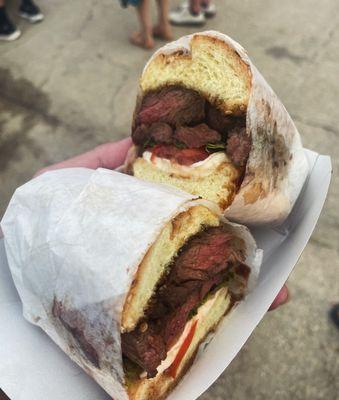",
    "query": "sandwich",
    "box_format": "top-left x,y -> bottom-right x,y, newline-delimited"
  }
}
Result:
125,31 -> 309,224
1,168 -> 261,400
